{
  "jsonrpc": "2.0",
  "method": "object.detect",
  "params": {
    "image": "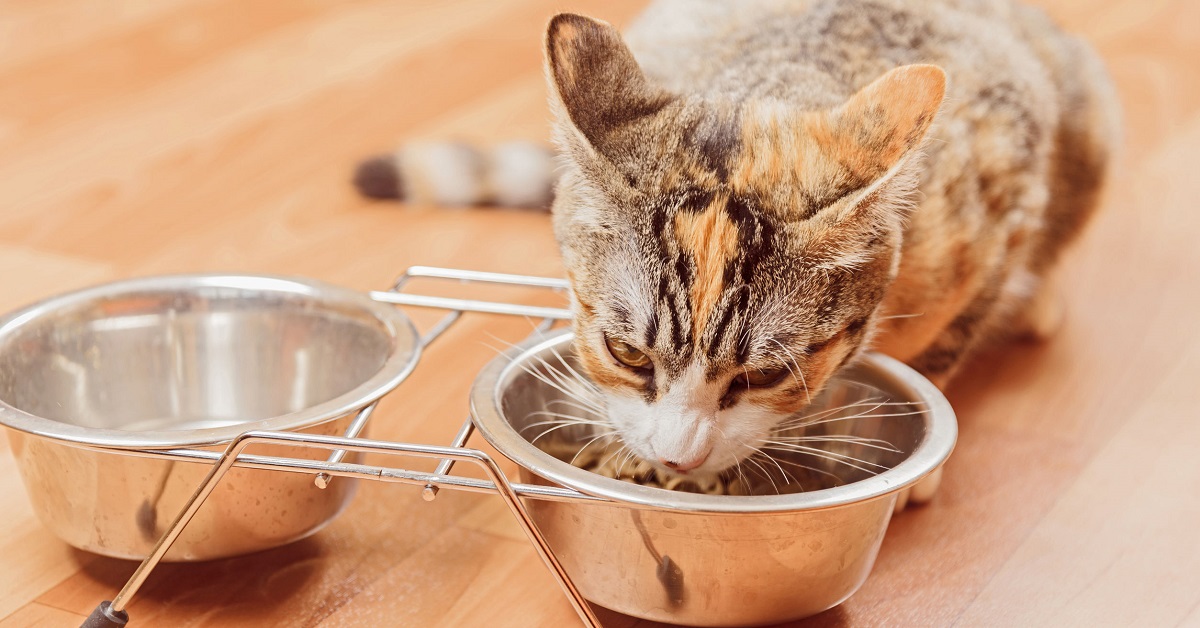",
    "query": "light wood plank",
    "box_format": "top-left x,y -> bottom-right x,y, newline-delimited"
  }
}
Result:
959,349 -> 1200,626
0,247 -> 114,619
954,113 -> 1200,628
0,509 -> 96,621
0,602 -> 86,628
0,0 -> 200,73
